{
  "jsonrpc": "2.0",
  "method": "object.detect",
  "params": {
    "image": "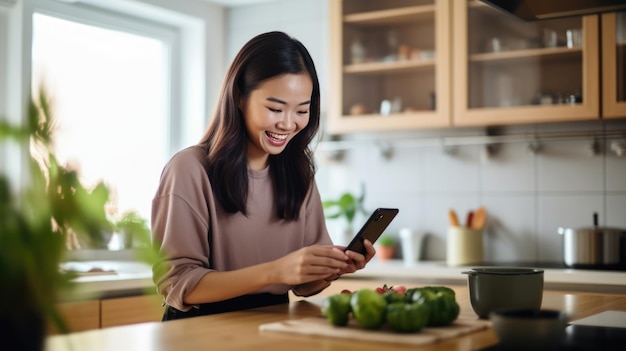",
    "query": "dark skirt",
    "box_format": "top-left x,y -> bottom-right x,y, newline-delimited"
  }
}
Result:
162,292 -> 289,321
